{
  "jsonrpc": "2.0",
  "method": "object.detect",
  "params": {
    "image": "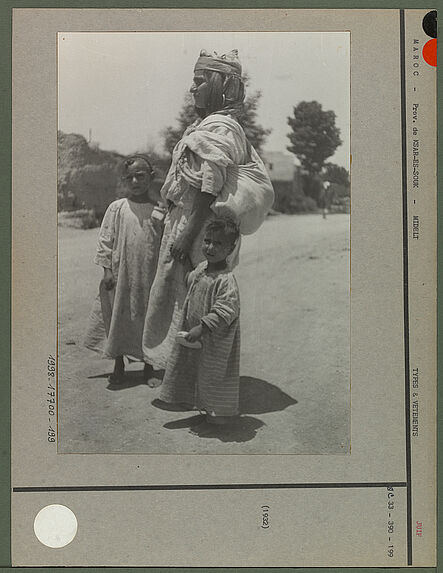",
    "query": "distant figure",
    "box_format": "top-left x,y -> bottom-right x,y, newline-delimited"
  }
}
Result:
84,155 -> 165,385
160,218 -> 241,434
318,180 -> 333,219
